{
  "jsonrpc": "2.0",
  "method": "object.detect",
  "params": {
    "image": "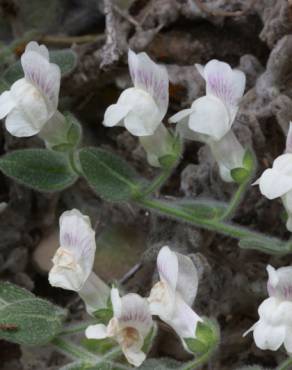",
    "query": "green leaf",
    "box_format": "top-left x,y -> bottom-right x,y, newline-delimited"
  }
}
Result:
242,149 -> 255,172
0,282 -> 64,345
2,48 -> 77,85
184,319 -> 220,356
184,337 -> 208,355
230,167 -> 249,184
79,147 -> 146,202
0,149 -> 78,192
174,199 -> 228,220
